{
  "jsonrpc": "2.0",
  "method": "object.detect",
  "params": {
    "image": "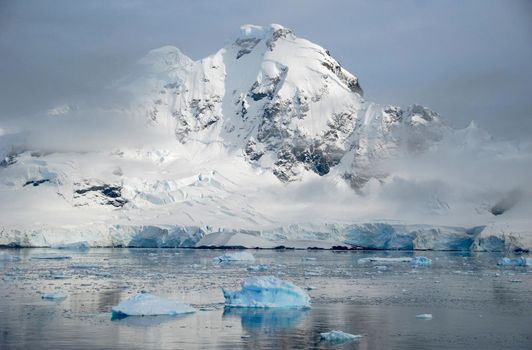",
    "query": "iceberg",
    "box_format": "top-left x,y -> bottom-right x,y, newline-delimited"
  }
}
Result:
41,292 -> 67,300
223,276 -> 310,308
416,313 -> 433,320
497,257 -> 531,266
320,330 -> 362,344
412,256 -> 432,266
0,251 -> 20,262
214,251 -> 255,263
111,293 -> 196,318
247,264 -> 268,272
